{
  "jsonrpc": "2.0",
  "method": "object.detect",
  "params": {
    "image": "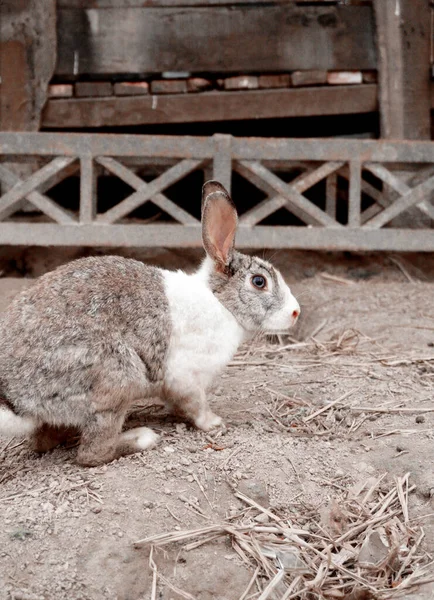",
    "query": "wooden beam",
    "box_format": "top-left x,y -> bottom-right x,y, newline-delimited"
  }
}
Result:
42,85 -> 378,128
58,0 -> 366,6
0,223 -> 433,252
55,5 -> 376,76
6,133 -> 434,164
212,134 -> 232,195
374,0 -> 431,140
